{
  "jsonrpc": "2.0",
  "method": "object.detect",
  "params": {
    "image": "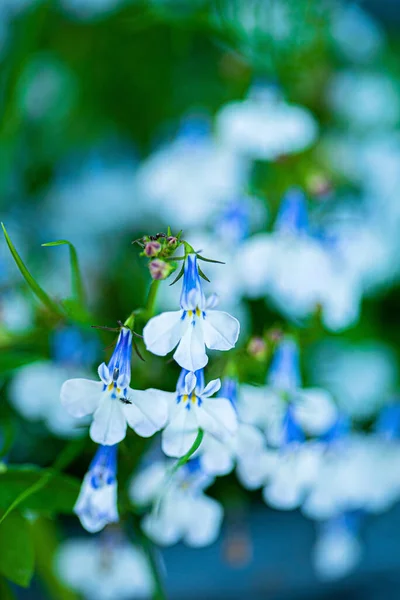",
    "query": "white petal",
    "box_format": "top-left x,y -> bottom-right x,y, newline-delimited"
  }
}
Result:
202,310 -> 240,351
98,363 -> 111,384
195,397 -> 238,441
143,311 -> 185,356
183,495 -> 223,547
60,379 -> 102,418
129,462 -> 168,506
173,320 -> 208,372
161,406 -> 198,458
123,389 -> 168,437
294,388 -> 337,436
313,528 -> 362,581
206,293 -> 219,309
90,398 -> 127,445
142,492 -> 185,546
202,378 -> 221,398
200,435 -> 235,476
